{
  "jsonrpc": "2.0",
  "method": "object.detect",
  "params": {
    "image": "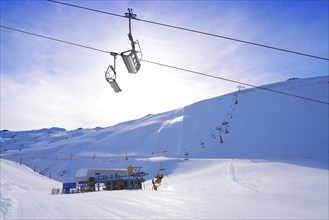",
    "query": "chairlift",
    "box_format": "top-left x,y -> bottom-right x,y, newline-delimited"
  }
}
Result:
200,140 -> 206,149
184,151 -> 189,160
105,52 -> 121,93
121,49 -> 141,73
121,8 -> 142,74
211,133 -> 216,139
222,121 -> 229,133
159,163 -> 165,171
222,121 -> 229,126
